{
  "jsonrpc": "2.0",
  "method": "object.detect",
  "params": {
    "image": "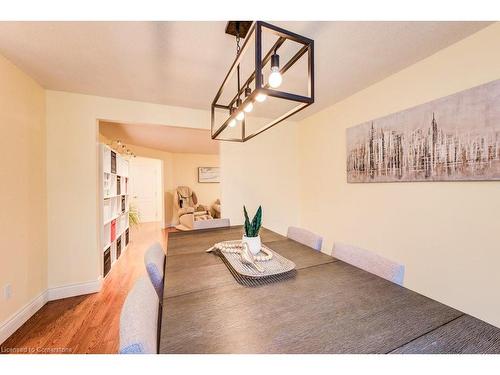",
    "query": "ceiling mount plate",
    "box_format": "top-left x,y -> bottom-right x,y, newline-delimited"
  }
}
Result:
225,21 -> 253,38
